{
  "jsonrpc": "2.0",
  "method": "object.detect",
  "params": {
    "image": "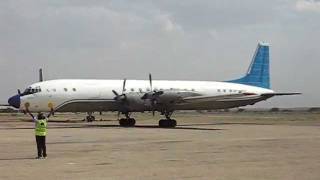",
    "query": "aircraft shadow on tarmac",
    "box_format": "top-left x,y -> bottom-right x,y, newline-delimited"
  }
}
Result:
0,124 -> 224,131
82,124 -> 224,131
0,157 -> 36,161
179,122 -> 273,126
